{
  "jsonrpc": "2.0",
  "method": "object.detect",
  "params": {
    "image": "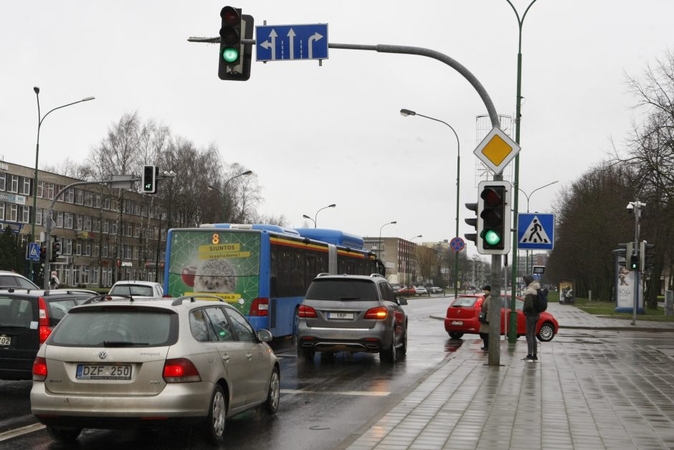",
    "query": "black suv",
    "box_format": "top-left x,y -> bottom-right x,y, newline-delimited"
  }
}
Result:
0,289 -> 96,380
